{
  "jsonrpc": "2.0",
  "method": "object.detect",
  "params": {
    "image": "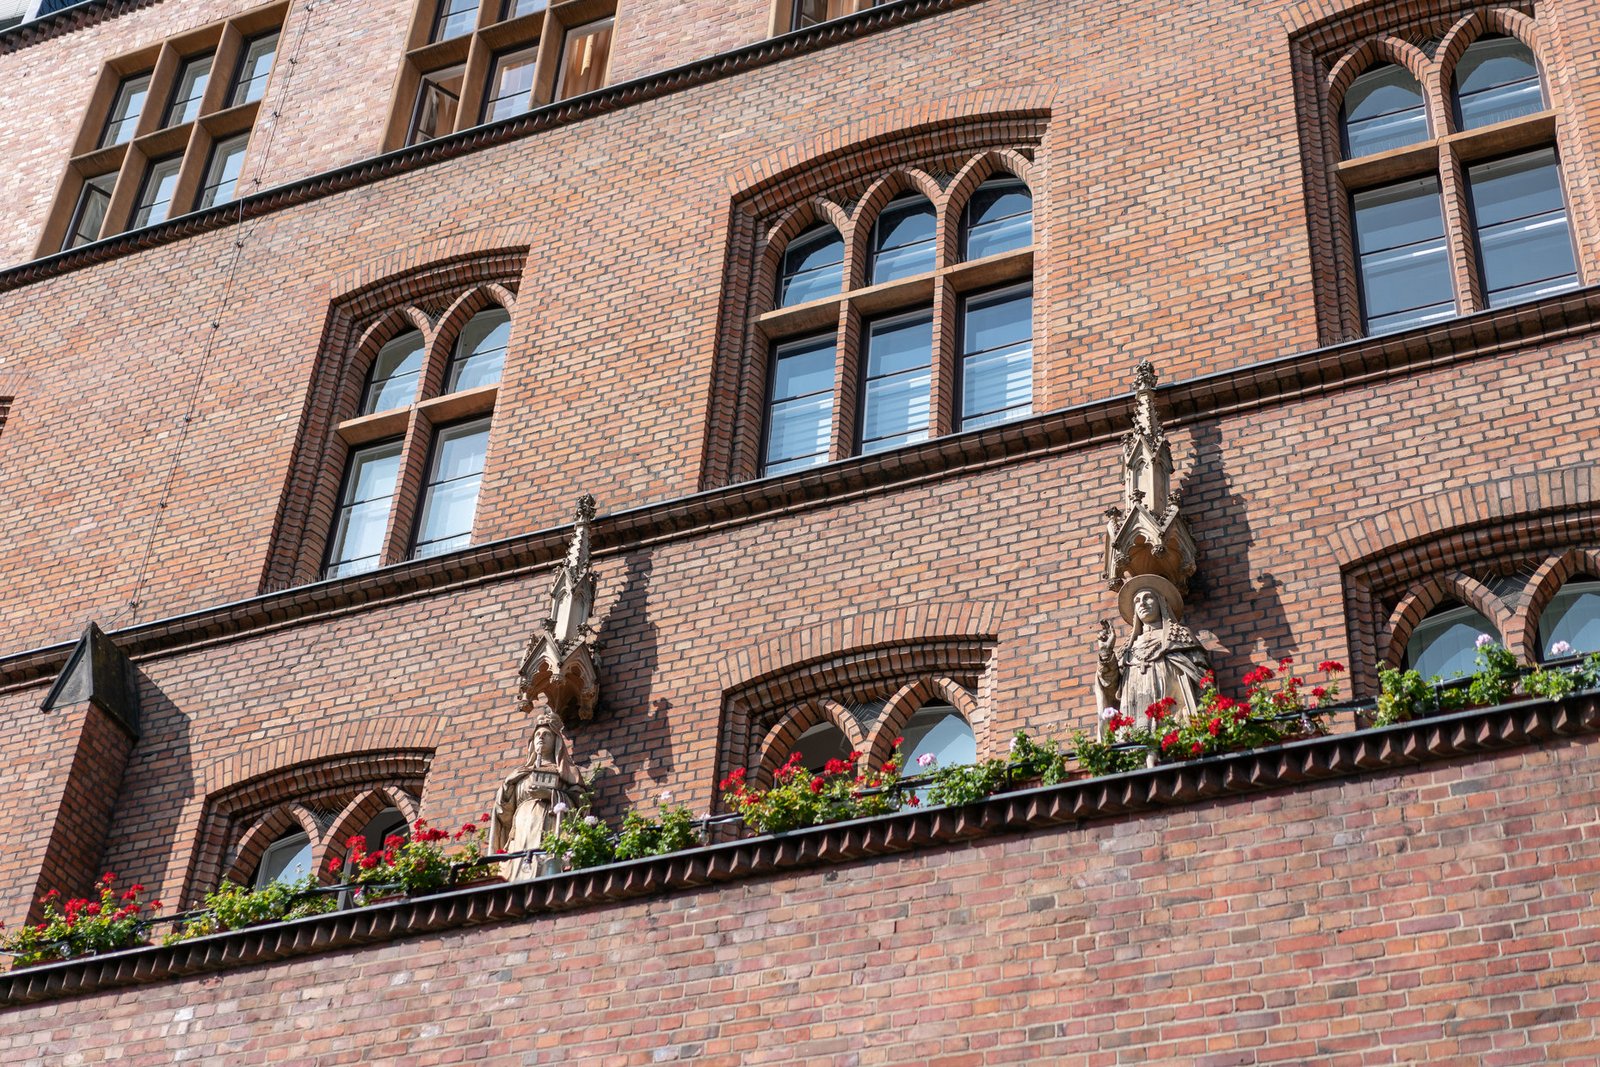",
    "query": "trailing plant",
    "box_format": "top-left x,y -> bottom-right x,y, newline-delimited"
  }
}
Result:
1373,665 -> 1433,727
1007,731 -> 1074,785
1,874 -> 161,968
165,874 -> 335,943
720,741 -> 907,834
542,805 -> 616,870
614,794 -> 702,861
1070,728 -> 1148,777
925,756 -> 1011,807
1466,636 -> 1519,707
